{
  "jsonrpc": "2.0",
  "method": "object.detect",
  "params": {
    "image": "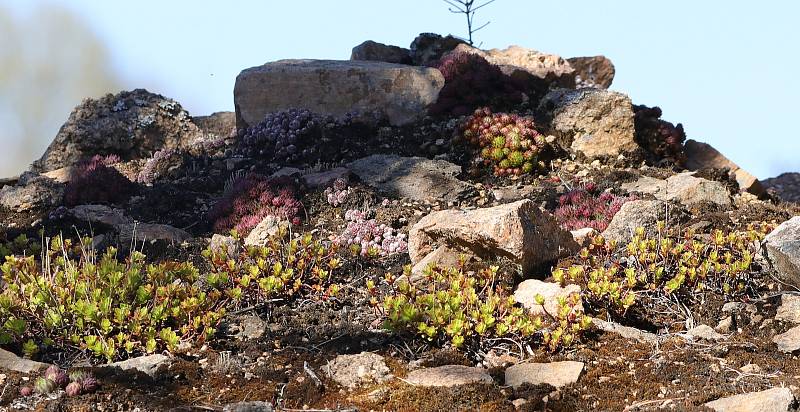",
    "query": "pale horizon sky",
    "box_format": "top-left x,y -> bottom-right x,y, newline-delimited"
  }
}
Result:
2,0 -> 798,179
